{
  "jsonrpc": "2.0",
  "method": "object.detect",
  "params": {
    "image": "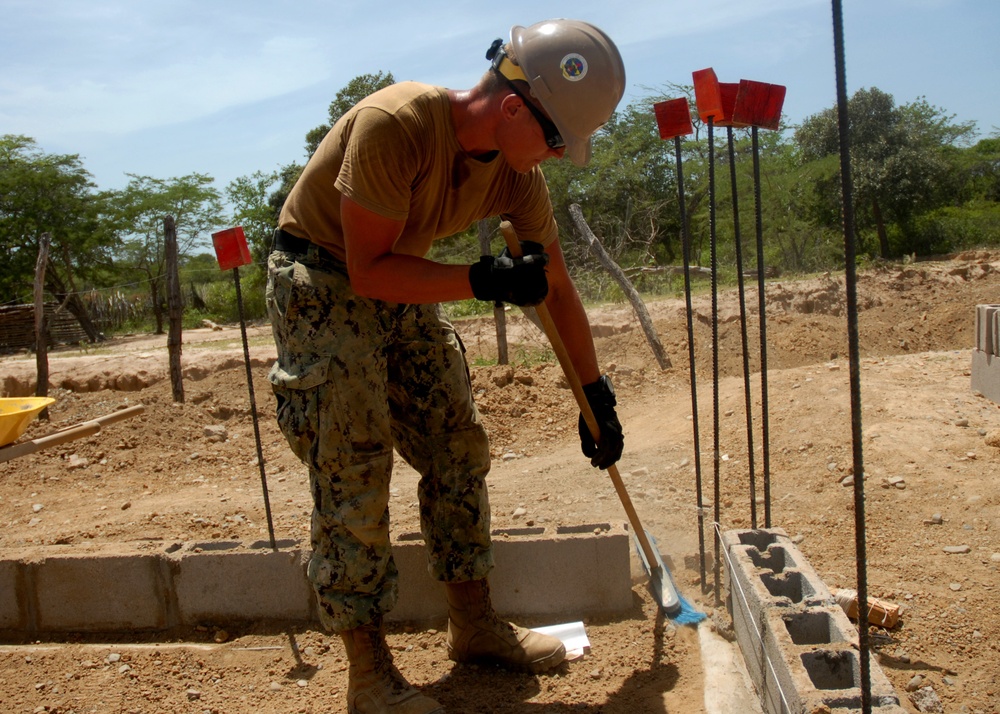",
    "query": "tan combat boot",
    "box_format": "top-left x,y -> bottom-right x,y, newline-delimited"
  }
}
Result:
445,579 -> 566,674
340,619 -> 444,714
